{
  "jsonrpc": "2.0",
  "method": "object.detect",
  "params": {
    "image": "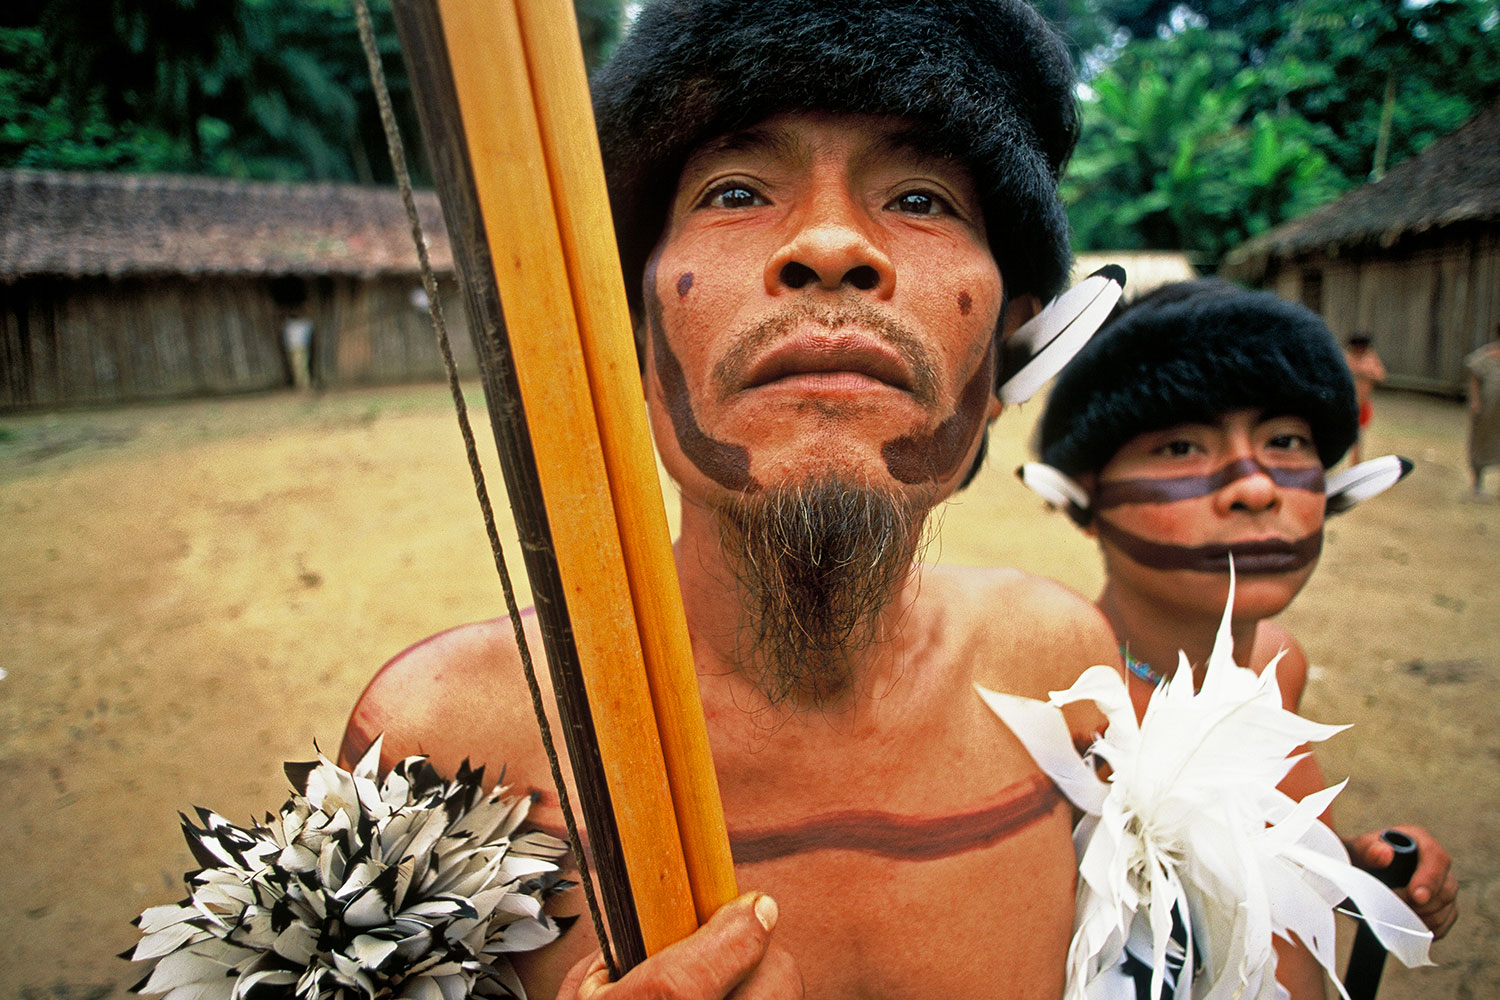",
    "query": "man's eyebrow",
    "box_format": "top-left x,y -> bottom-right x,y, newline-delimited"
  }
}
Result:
878,127 -> 963,172
684,124 -> 809,171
